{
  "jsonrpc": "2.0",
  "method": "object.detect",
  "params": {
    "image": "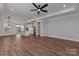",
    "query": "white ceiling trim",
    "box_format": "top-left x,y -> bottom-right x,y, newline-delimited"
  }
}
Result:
25,7 -> 76,23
